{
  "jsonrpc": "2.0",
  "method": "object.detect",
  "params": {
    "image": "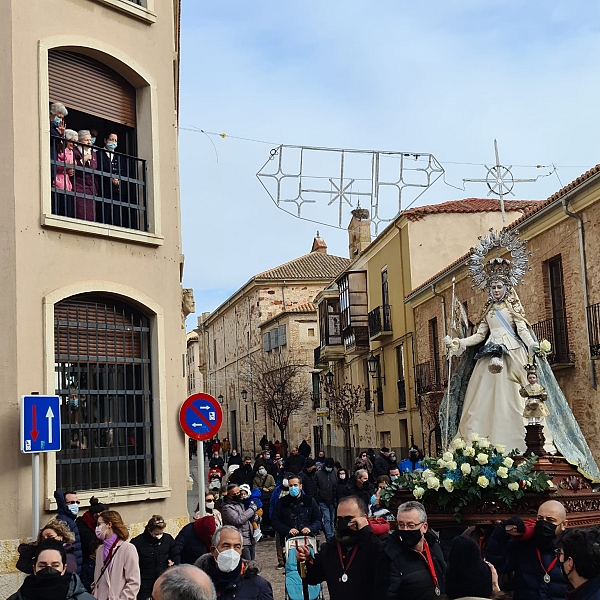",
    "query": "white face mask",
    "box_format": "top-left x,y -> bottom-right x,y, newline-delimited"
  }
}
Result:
282,479 -> 289,487
206,502 -> 215,510
216,549 -> 241,573
154,534 -> 163,540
